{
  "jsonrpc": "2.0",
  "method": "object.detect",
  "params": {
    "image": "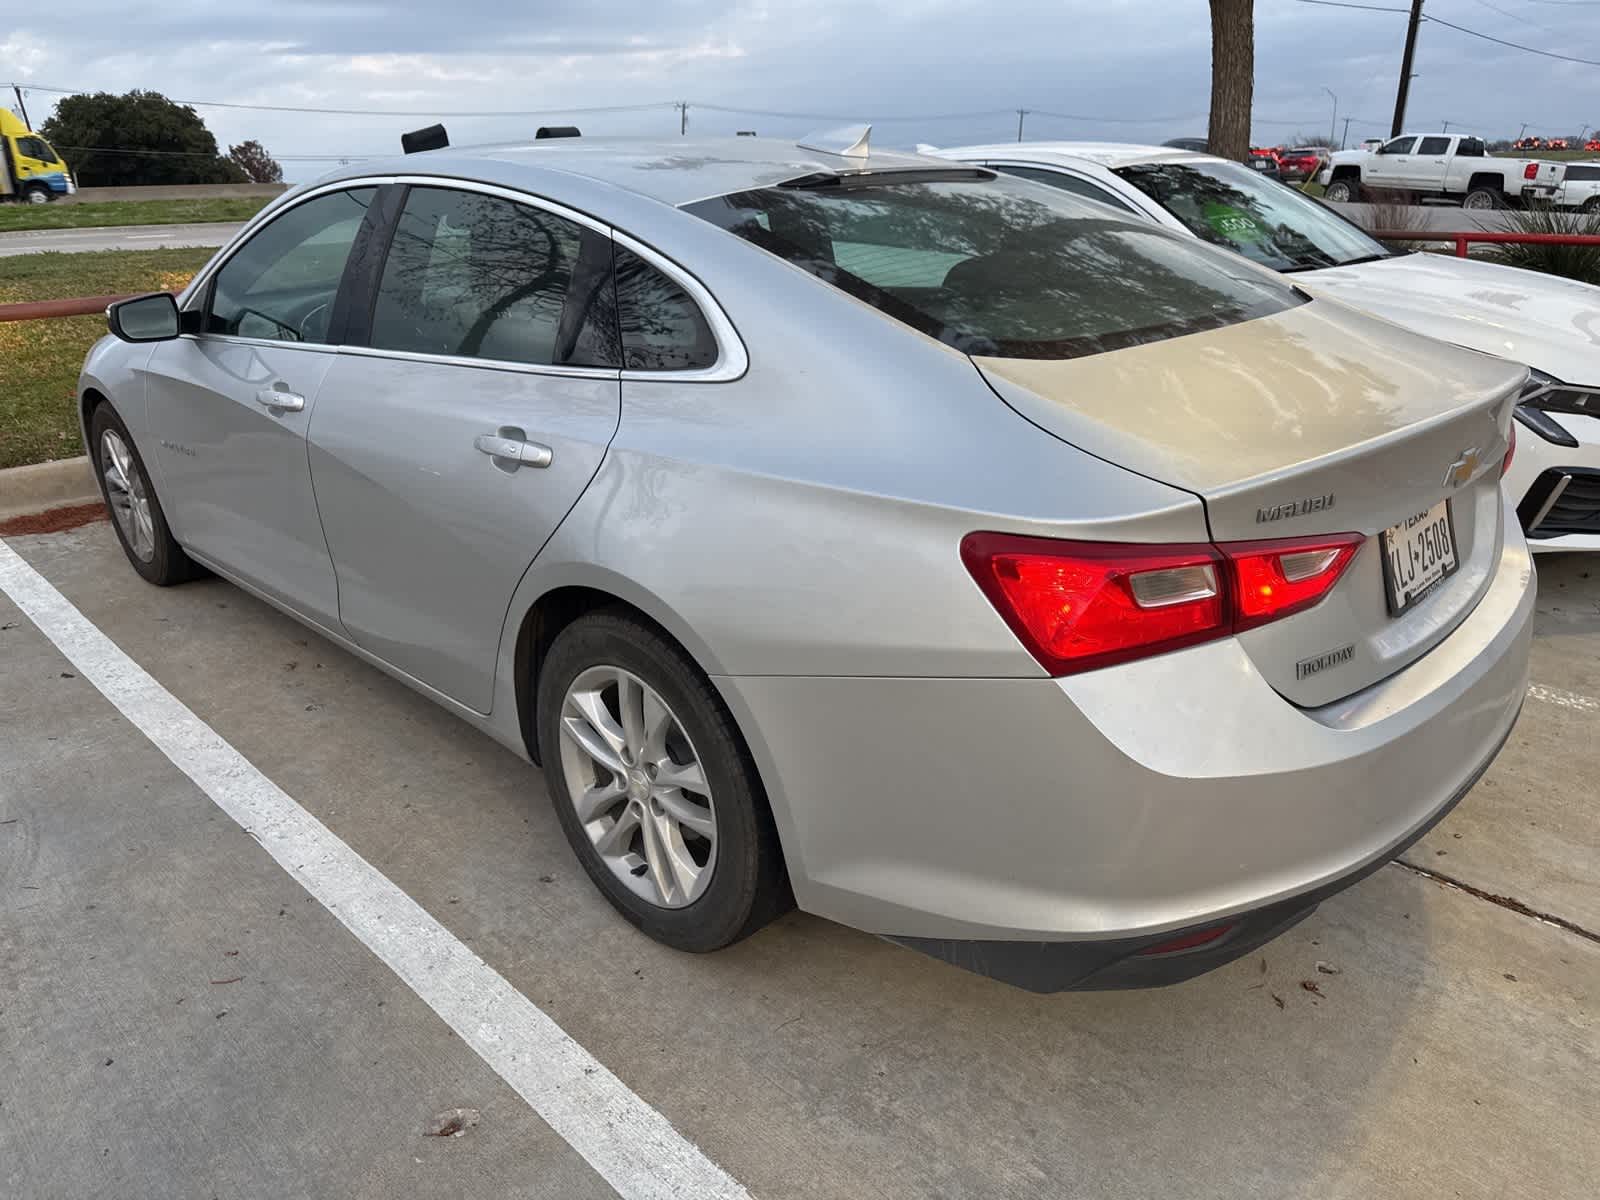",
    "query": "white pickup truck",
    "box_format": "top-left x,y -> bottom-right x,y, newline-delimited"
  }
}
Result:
1320,133 -> 1565,210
